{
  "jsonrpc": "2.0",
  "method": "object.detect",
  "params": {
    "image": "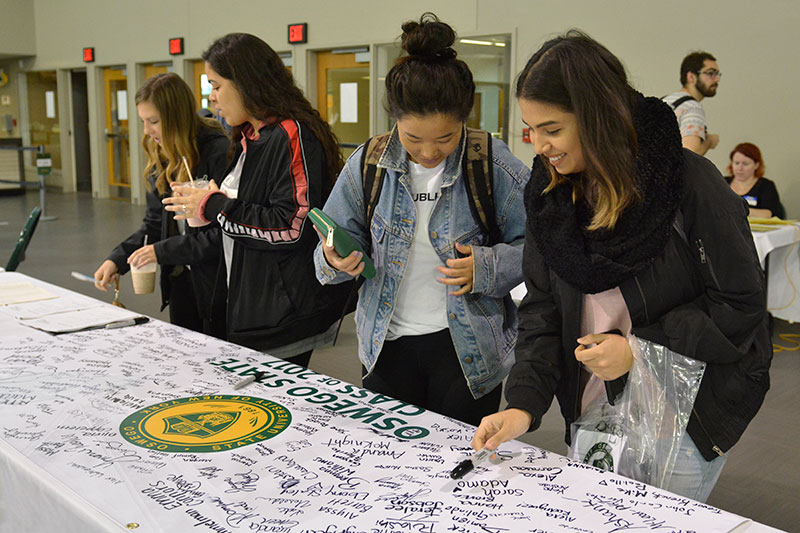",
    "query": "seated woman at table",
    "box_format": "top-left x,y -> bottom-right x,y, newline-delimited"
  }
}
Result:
163,33 -> 352,368
94,73 -> 229,338
725,142 -> 783,218
471,31 -> 771,502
